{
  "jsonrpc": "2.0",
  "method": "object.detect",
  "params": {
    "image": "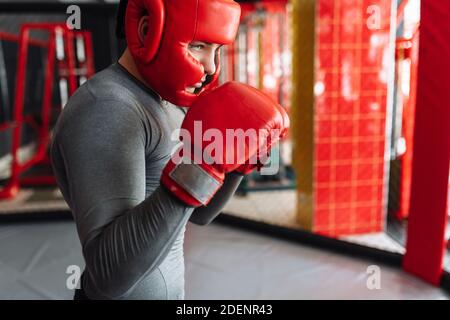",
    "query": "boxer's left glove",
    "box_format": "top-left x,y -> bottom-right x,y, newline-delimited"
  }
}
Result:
160,81 -> 290,207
